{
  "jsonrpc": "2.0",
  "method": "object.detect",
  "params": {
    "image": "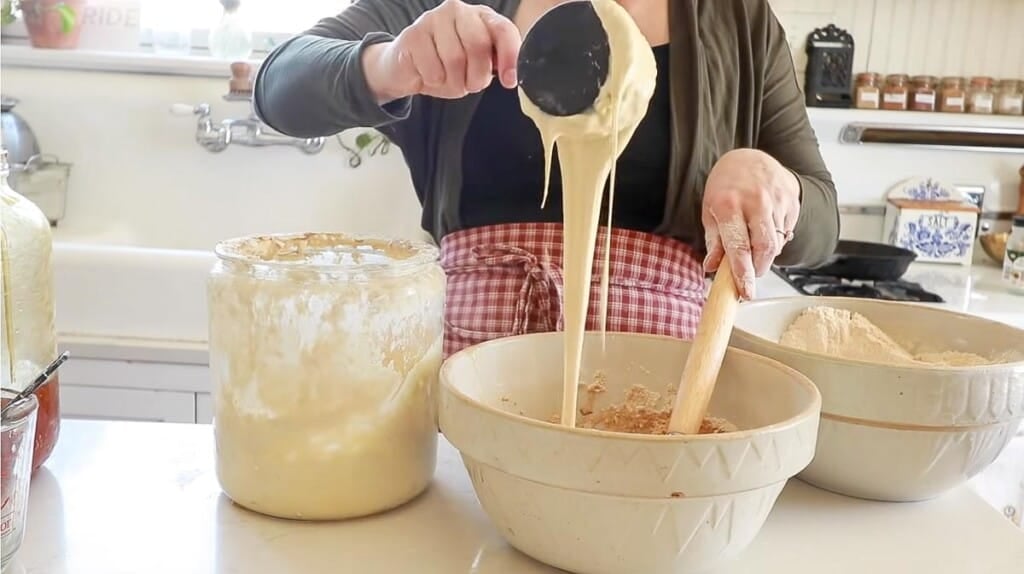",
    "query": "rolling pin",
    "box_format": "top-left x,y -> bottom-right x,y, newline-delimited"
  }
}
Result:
667,264 -> 741,435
